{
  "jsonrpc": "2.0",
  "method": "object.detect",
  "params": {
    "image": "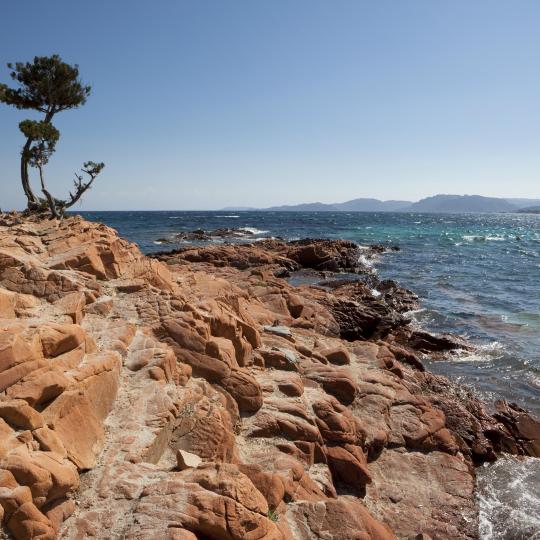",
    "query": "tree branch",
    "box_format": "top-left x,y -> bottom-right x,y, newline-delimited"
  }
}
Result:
62,162 -> 104,210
